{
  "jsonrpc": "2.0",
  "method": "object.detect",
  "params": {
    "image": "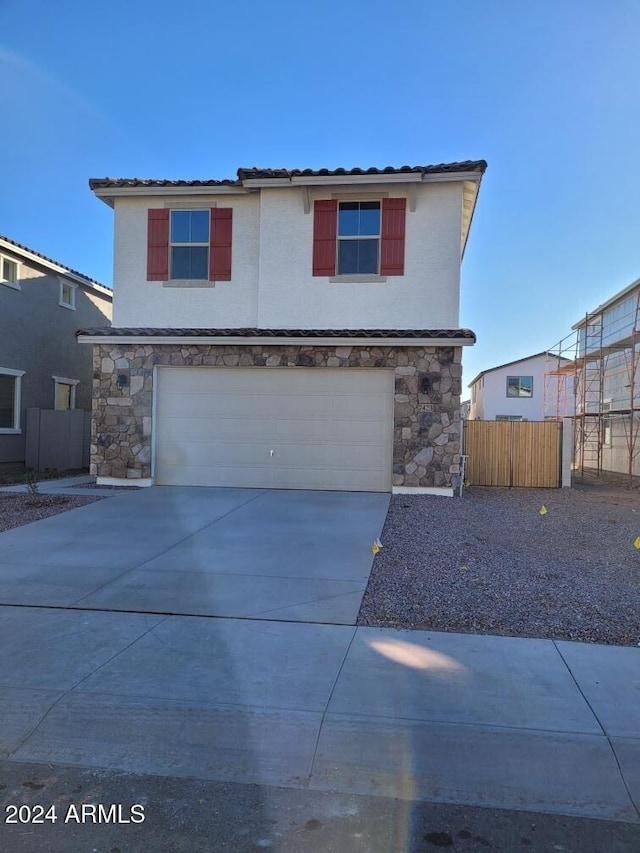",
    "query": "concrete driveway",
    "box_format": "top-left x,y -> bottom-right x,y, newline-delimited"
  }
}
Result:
0,487 -> 390,624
